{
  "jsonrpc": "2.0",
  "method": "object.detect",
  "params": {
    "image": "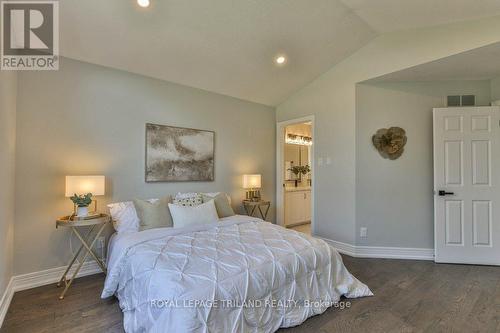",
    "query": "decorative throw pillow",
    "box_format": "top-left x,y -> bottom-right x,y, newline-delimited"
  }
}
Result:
173,192 -> 203,206
108,198 -> 158,233
202,192 -> 232,205
201,193 -> 235,218
168,200 -> 219,228
133,196 -> 173,231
